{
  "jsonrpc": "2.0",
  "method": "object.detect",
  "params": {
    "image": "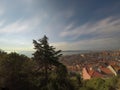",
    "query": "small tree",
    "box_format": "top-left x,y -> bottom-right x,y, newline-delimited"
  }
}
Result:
33,35 -> 62,82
